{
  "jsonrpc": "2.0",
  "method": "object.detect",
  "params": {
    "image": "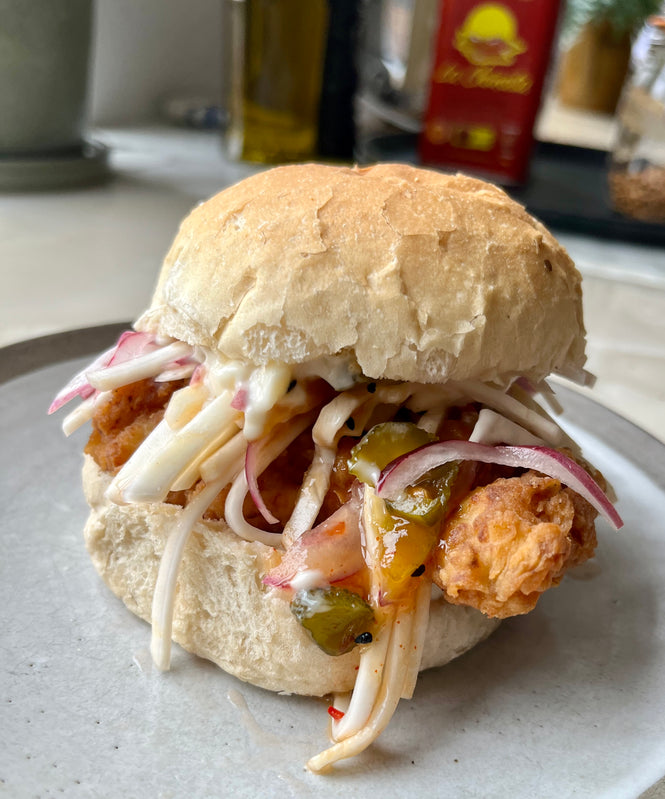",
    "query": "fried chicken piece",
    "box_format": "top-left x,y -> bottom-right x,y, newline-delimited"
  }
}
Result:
433,471 -> 597,618
85,378 -> 187,473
